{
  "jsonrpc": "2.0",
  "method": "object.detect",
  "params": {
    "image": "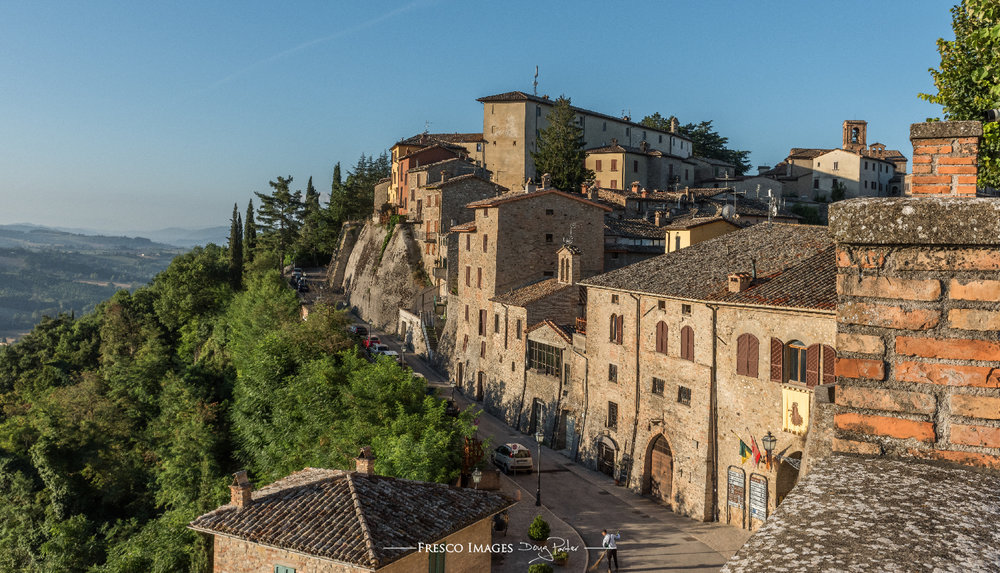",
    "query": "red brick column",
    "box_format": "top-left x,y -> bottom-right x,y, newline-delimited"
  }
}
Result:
830,121 -> 1000,469
908,121 -> 981,195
